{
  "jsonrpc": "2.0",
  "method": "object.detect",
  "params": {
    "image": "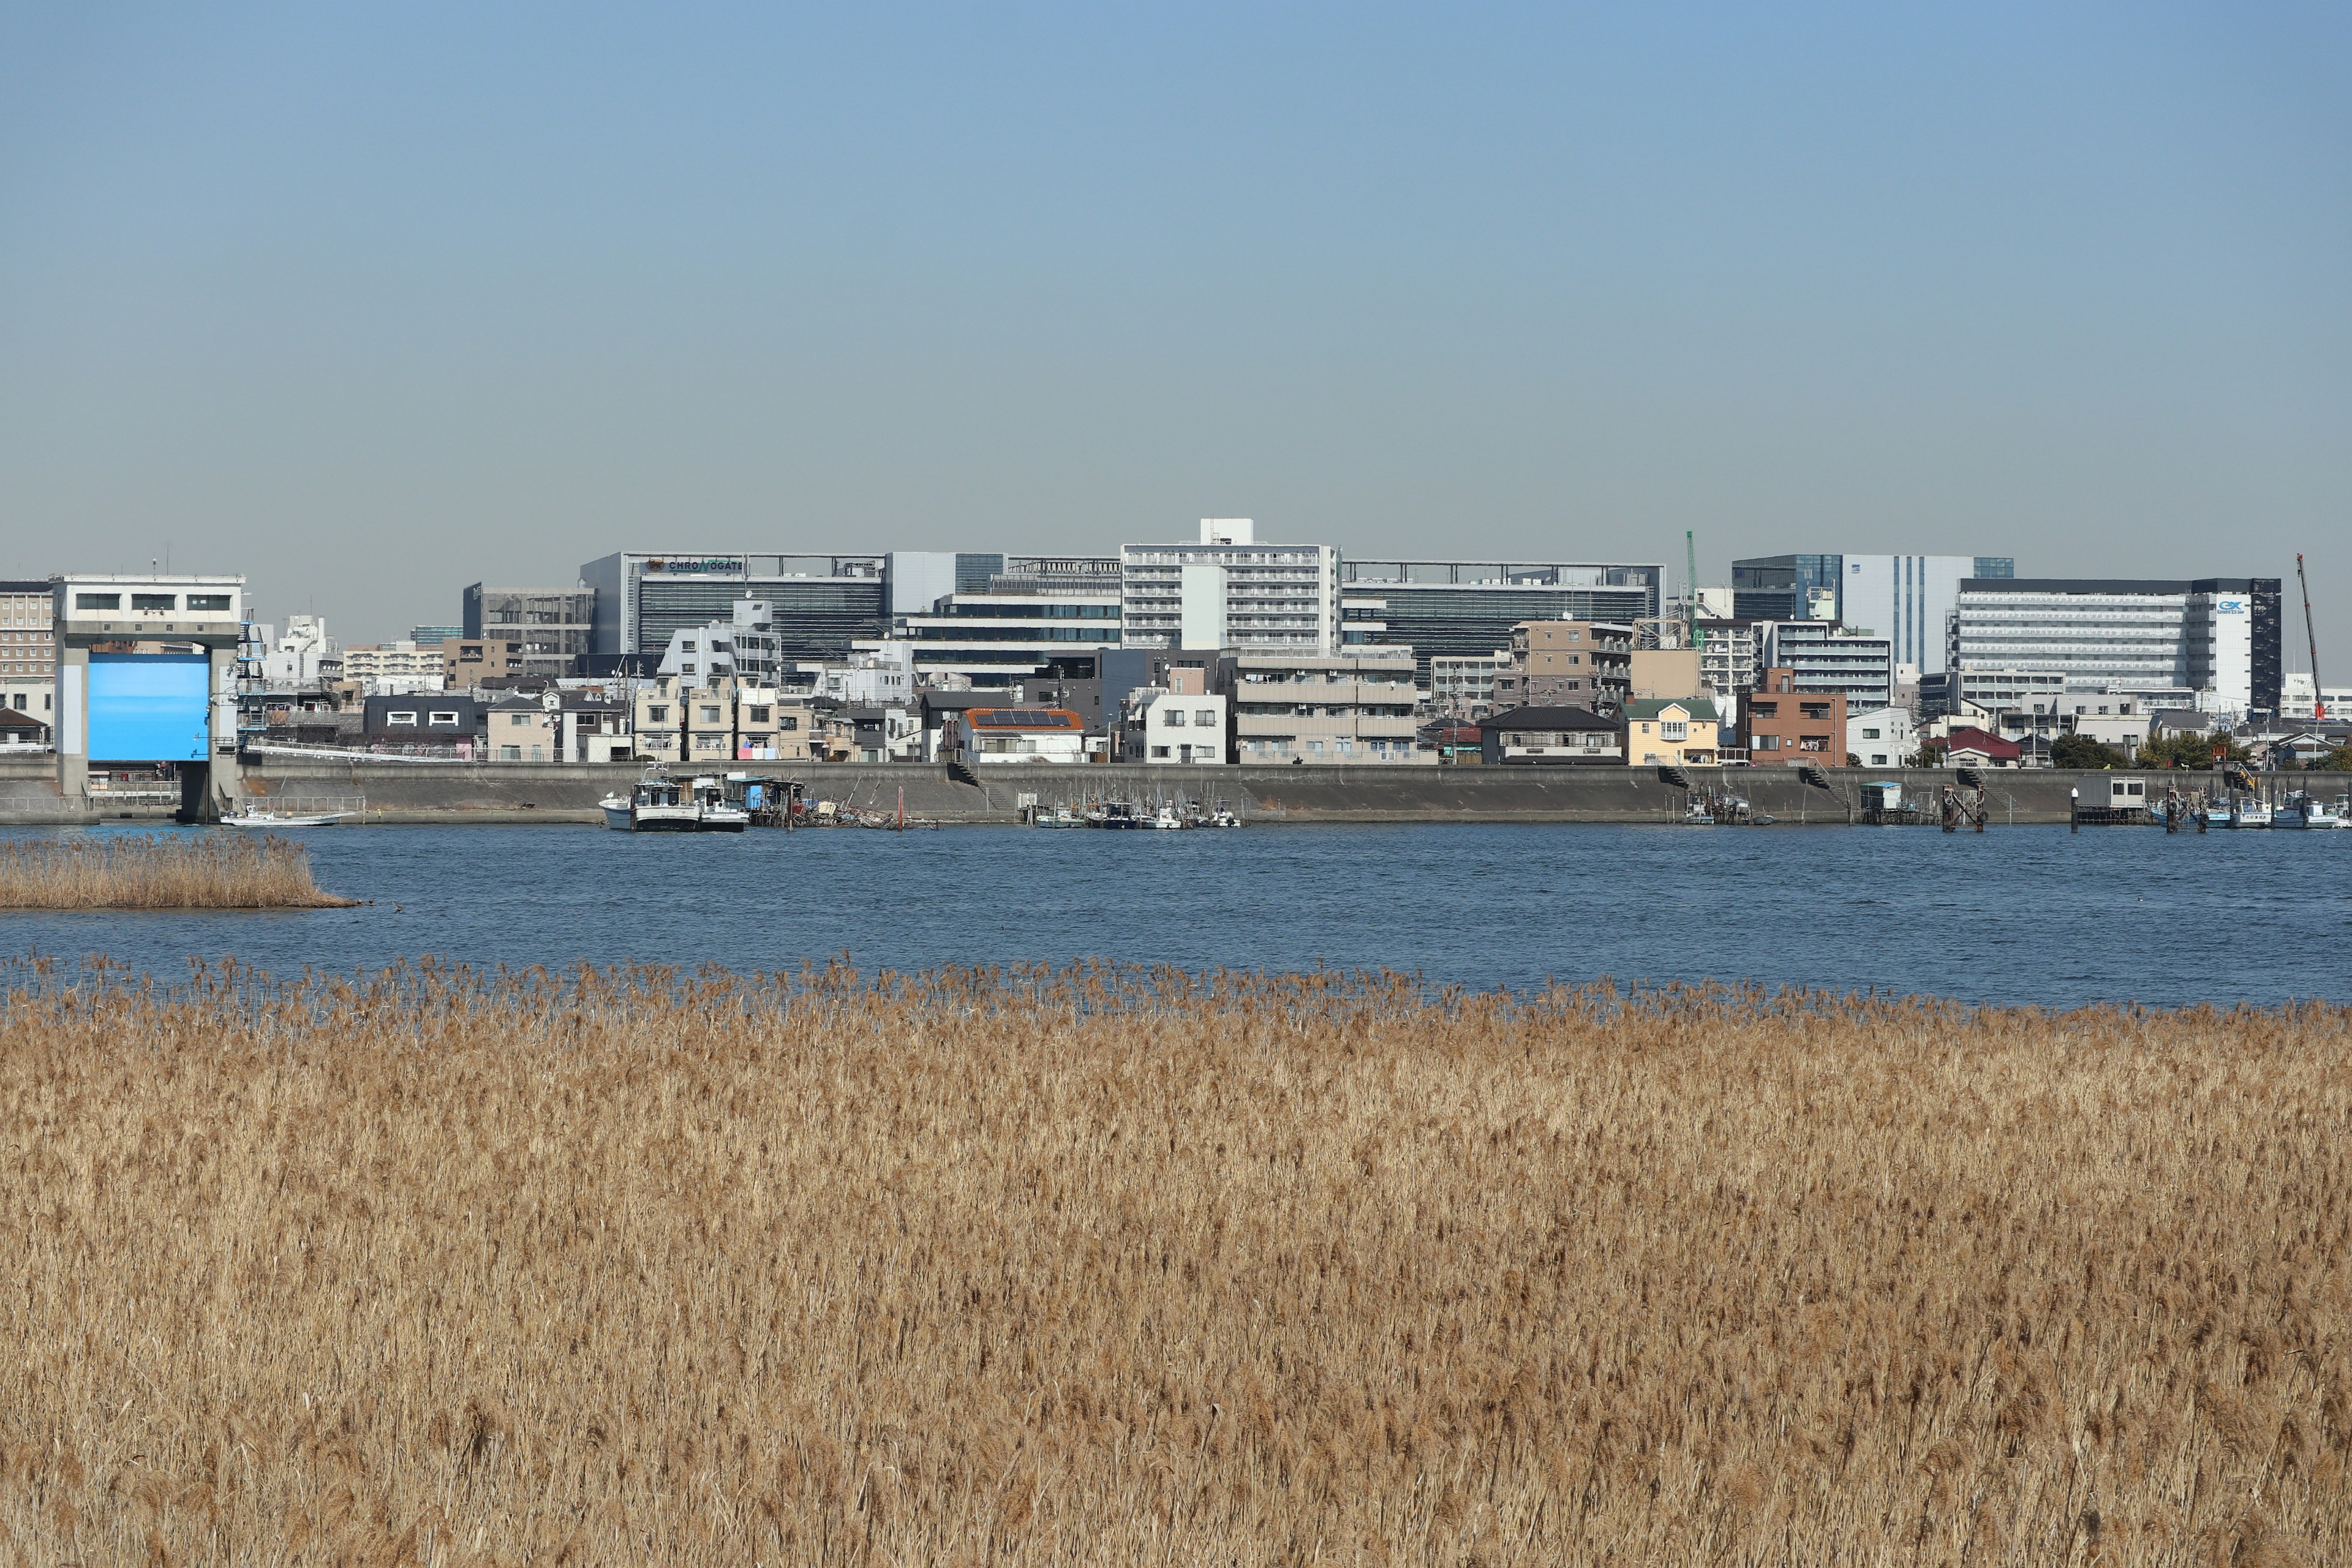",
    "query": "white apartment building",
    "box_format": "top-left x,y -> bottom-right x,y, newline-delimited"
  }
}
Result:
1846,706 -> 1917,768
341,641 -> 447,695
1135,689 -> 1228,764
1428,652 -> 1510,715
1120,519 -> 1340,654
1759,620 -> 1894,710
1221,647 -> 1425,764
260,614 -> 340,685
2280,674 -> 2352,720
1694,619 -> 1760,696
